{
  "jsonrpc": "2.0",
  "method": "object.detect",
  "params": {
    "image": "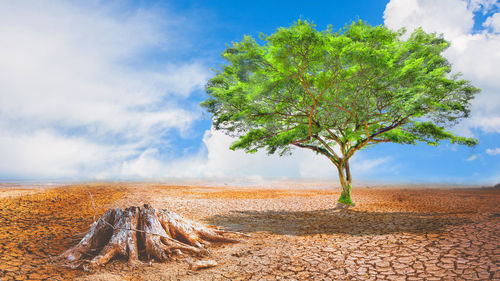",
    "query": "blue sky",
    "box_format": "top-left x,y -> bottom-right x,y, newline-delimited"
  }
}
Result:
0,0 -> 499,185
